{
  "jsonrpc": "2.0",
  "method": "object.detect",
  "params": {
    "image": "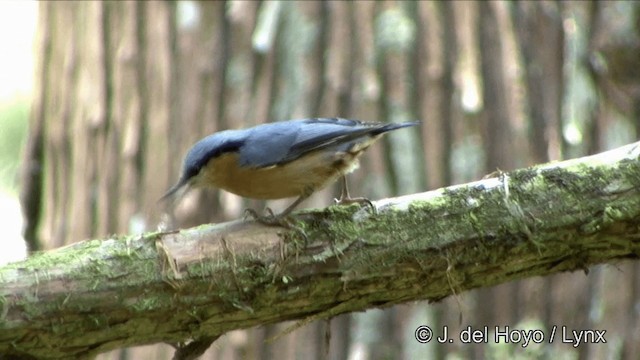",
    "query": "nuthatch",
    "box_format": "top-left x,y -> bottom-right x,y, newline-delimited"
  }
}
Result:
162,118 -> 418,221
